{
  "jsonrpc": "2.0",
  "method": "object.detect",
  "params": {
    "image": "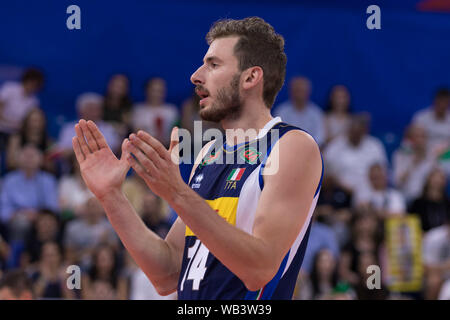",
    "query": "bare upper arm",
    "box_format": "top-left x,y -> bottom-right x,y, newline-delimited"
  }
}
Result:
252,130 -> 322,268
